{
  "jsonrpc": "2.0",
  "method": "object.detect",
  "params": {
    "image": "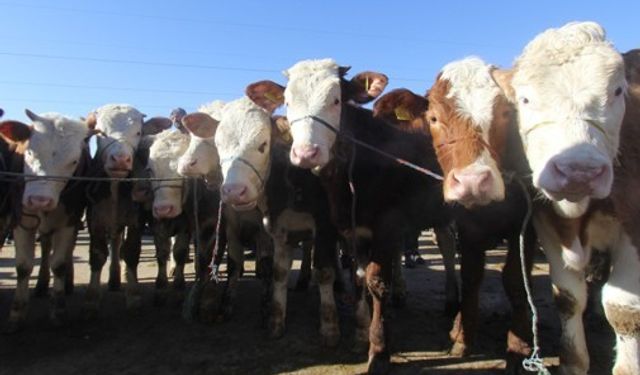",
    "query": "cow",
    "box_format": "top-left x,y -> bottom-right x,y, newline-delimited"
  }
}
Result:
373,56 -> 537,373
84,104 -> 171,314
253,59 -> 458,373
177,102 -> 274,323
0,110 -> 92,332
490,22 -> 638,375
